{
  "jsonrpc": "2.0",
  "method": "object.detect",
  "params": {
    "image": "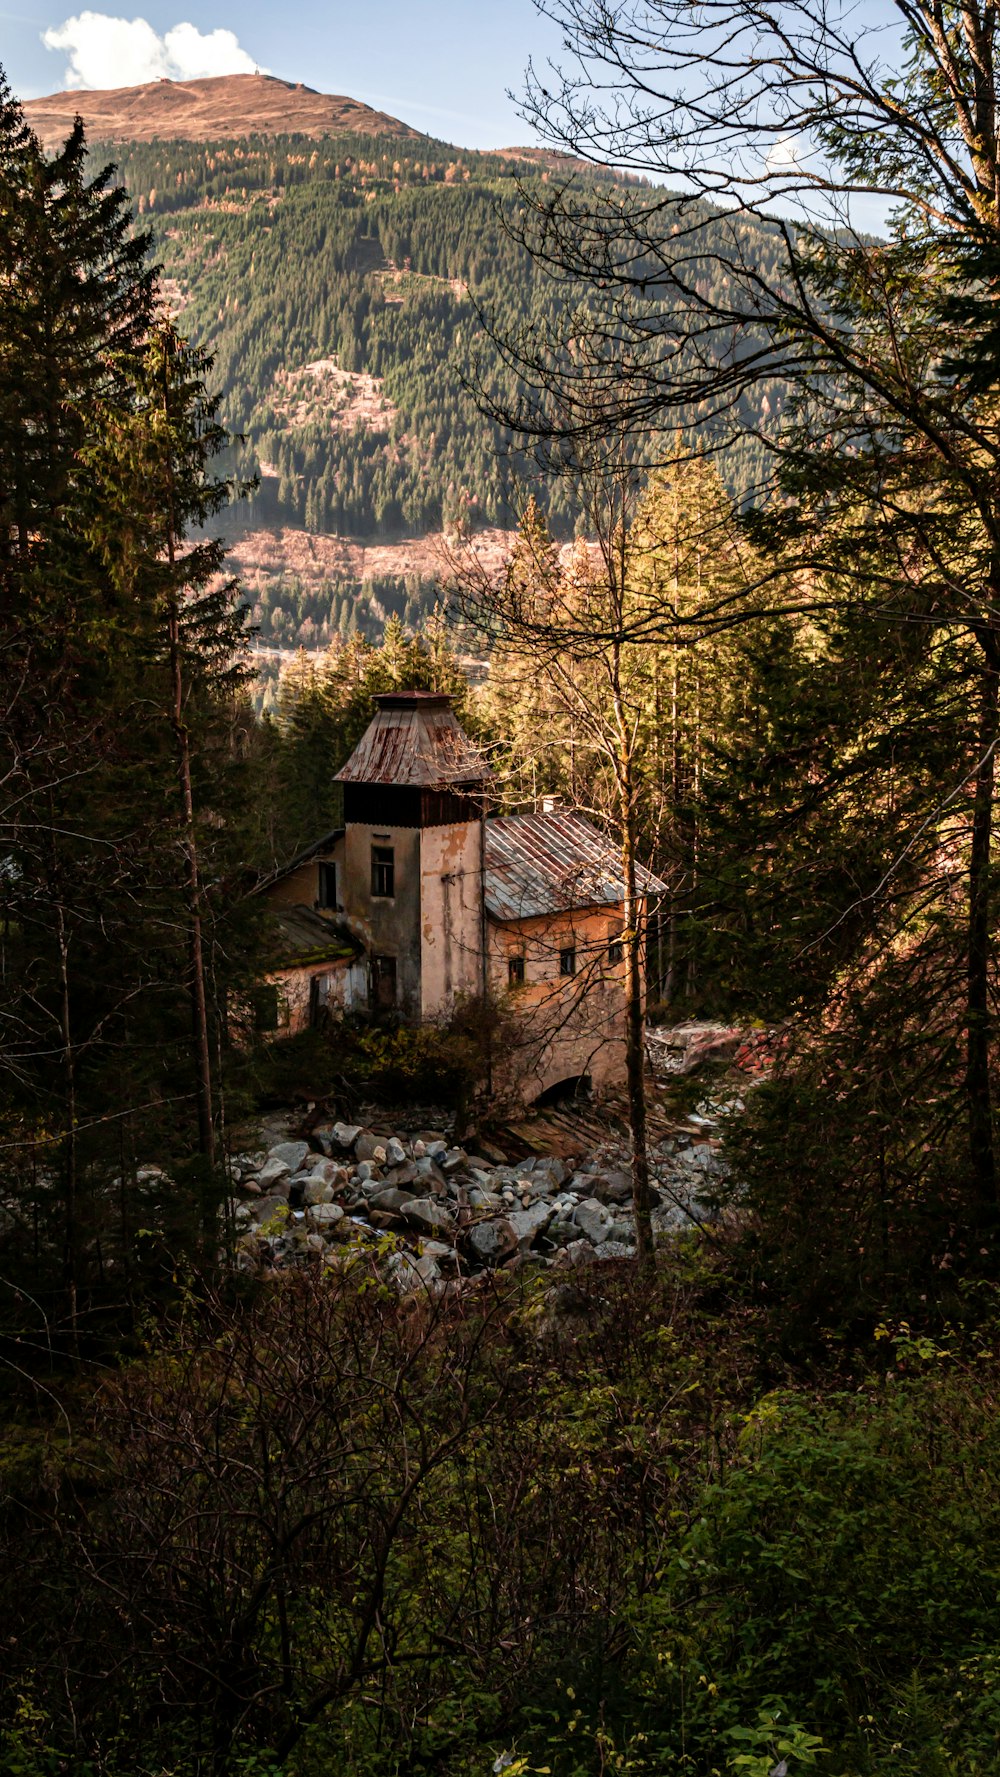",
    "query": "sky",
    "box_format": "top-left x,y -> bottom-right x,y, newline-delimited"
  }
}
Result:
1,0 -> 566,147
